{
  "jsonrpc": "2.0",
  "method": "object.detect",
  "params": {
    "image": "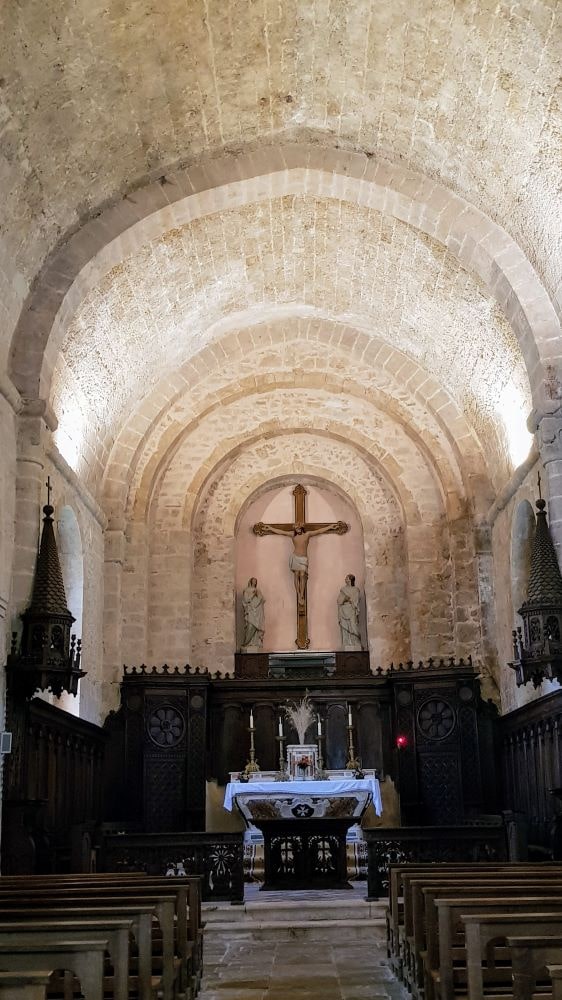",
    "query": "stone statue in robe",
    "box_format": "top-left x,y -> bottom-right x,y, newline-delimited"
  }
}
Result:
337,574 -> 362,650
241,577 -> 265,650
